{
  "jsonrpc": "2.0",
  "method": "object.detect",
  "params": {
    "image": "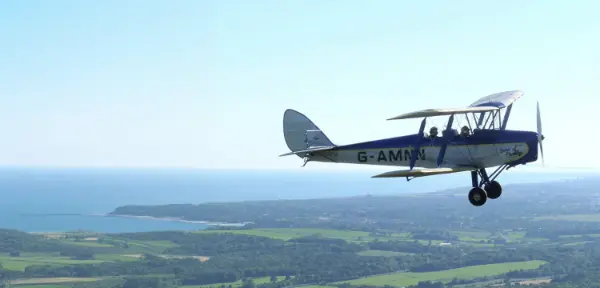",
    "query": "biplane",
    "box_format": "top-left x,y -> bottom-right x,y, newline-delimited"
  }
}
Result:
279,90 -> 545,207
